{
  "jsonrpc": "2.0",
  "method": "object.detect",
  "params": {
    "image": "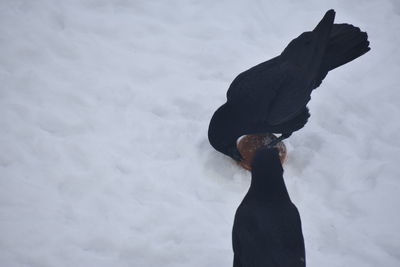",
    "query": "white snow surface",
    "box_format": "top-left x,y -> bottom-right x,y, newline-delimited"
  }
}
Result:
1,0 -> 400,266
